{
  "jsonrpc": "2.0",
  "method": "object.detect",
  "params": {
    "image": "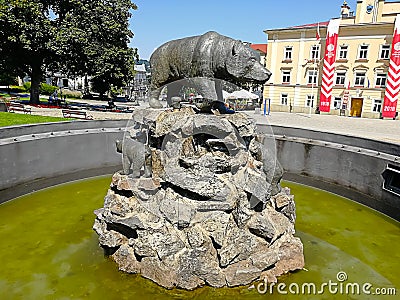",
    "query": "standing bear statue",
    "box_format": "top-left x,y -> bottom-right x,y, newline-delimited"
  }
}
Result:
149,31 -> 272,109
